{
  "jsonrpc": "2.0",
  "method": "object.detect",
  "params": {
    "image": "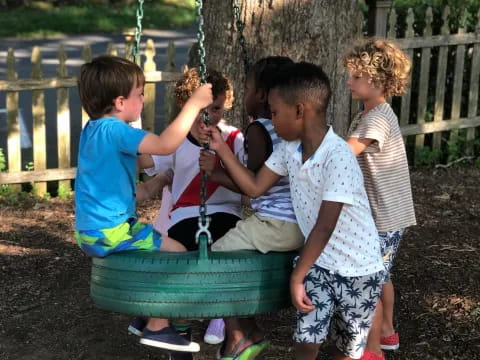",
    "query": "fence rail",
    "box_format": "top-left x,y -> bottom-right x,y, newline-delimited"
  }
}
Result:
390,6 -> 480,161
0,39 -> 181,192
1,5 -> 480,190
